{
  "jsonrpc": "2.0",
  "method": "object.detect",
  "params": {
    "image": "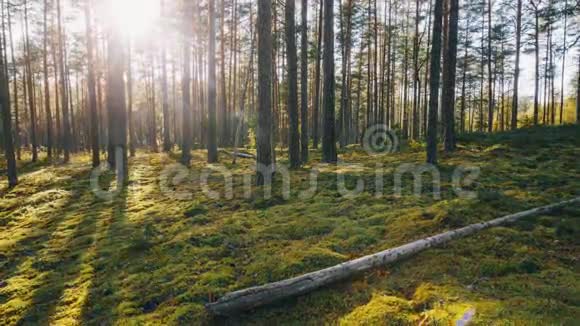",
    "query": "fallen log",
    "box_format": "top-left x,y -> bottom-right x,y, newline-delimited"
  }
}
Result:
220,150 -> 255,160
206,197 -> 580,316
